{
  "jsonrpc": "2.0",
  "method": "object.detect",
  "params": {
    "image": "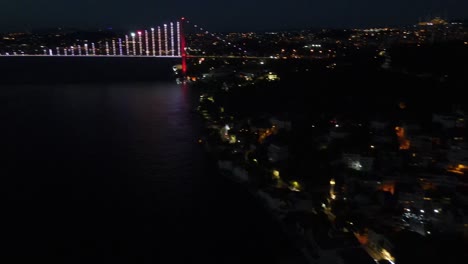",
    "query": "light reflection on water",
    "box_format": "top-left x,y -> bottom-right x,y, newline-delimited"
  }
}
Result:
0,80 -> 304,263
